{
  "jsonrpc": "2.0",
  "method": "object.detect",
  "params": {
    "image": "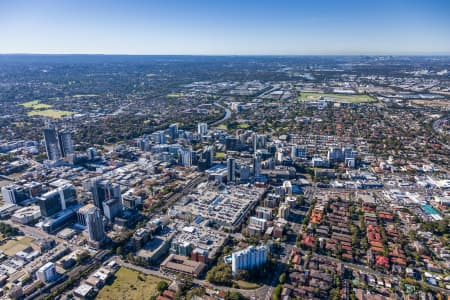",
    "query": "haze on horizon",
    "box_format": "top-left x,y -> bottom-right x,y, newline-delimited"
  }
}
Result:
0,0 -> 449,56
